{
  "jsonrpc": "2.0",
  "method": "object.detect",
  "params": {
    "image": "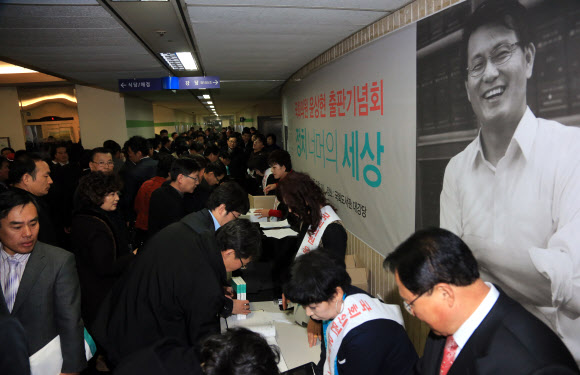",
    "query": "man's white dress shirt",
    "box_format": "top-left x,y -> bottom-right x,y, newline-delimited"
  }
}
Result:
440,107 -> 580,365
